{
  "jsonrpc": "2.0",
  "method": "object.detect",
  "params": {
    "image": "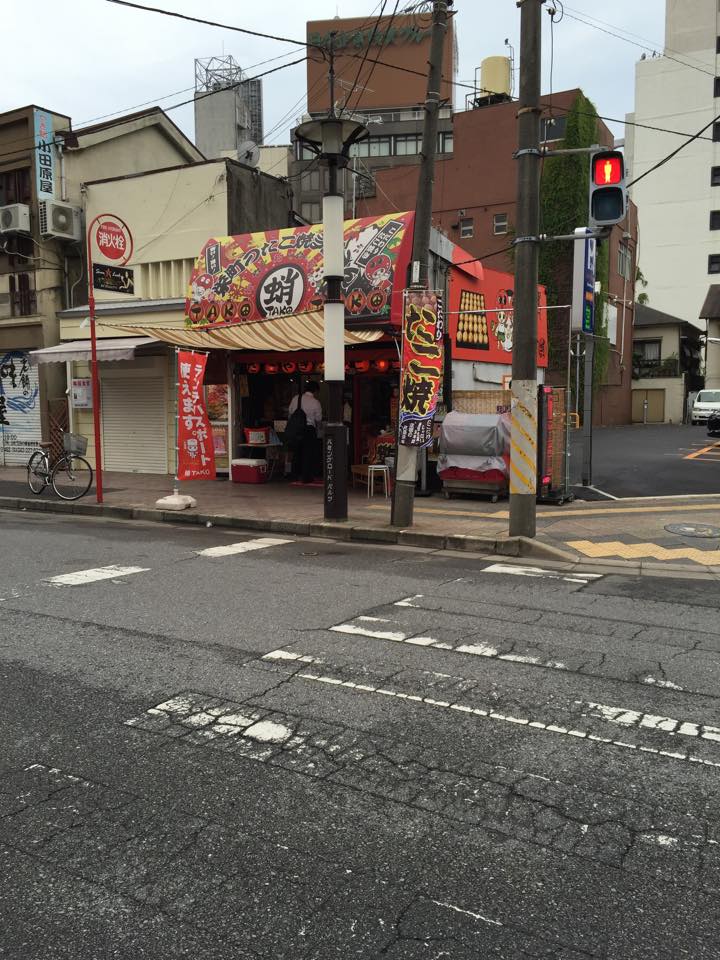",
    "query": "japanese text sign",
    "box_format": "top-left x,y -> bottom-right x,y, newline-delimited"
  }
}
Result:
94,217 -> 133,265
185,212 -> 414,329
33,110 -> 55,201
177,352 -> 216,481
399,290 -> 444,448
